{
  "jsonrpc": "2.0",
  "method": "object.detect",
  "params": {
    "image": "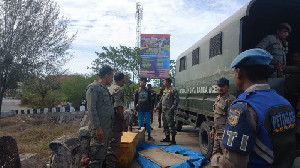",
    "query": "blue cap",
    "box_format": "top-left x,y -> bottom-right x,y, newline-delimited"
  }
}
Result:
231,48 -> 273,68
